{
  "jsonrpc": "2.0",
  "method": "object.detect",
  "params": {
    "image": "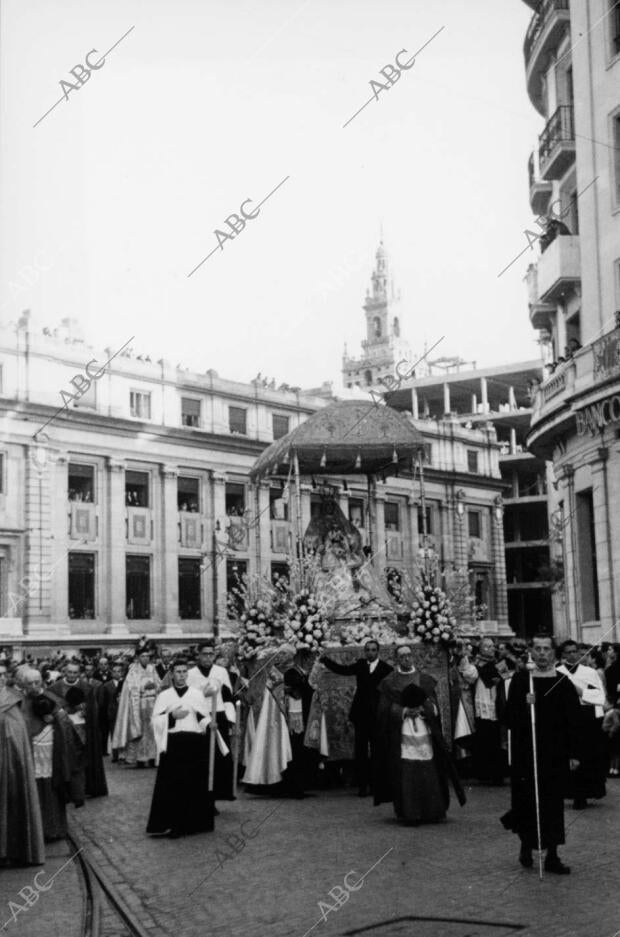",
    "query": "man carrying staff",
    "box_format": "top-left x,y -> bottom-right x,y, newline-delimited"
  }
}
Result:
147,658 -> 215,838
186,642 -> 235,802
501,634 -> 581,874
556,639 -> 607,810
